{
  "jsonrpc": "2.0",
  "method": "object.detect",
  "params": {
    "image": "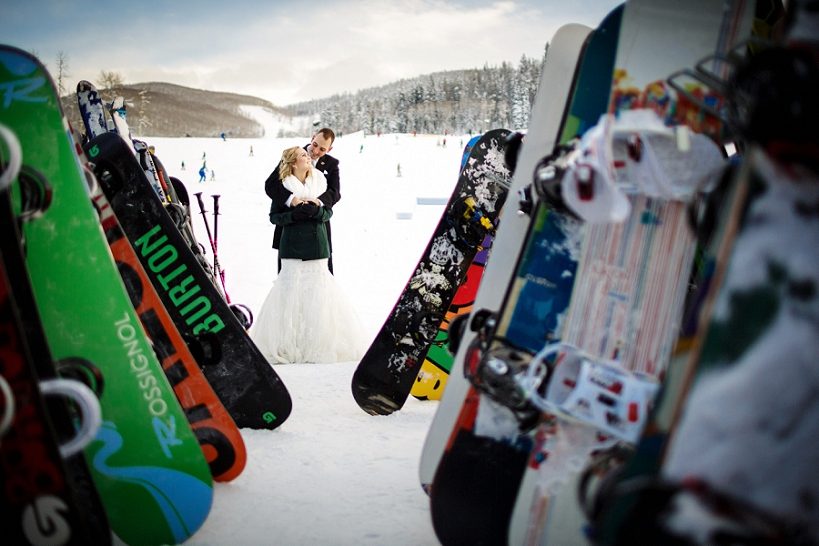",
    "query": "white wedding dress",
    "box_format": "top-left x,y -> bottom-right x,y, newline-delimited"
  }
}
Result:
251,169 -> 369,364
